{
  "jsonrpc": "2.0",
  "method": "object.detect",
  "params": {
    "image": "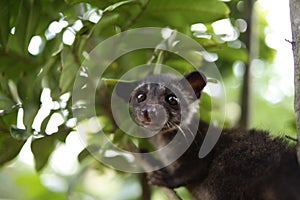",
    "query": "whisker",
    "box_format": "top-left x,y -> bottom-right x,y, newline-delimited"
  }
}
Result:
184,126 -> 196,138
175,124 -> 190,145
